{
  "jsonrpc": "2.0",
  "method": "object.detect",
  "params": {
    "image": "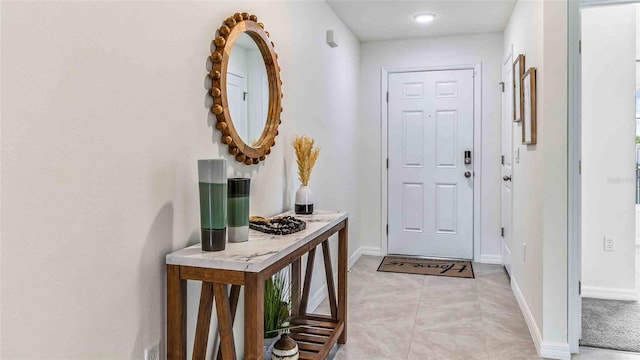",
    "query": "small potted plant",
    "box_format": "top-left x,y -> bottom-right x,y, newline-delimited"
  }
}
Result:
264,271 -> 290,357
